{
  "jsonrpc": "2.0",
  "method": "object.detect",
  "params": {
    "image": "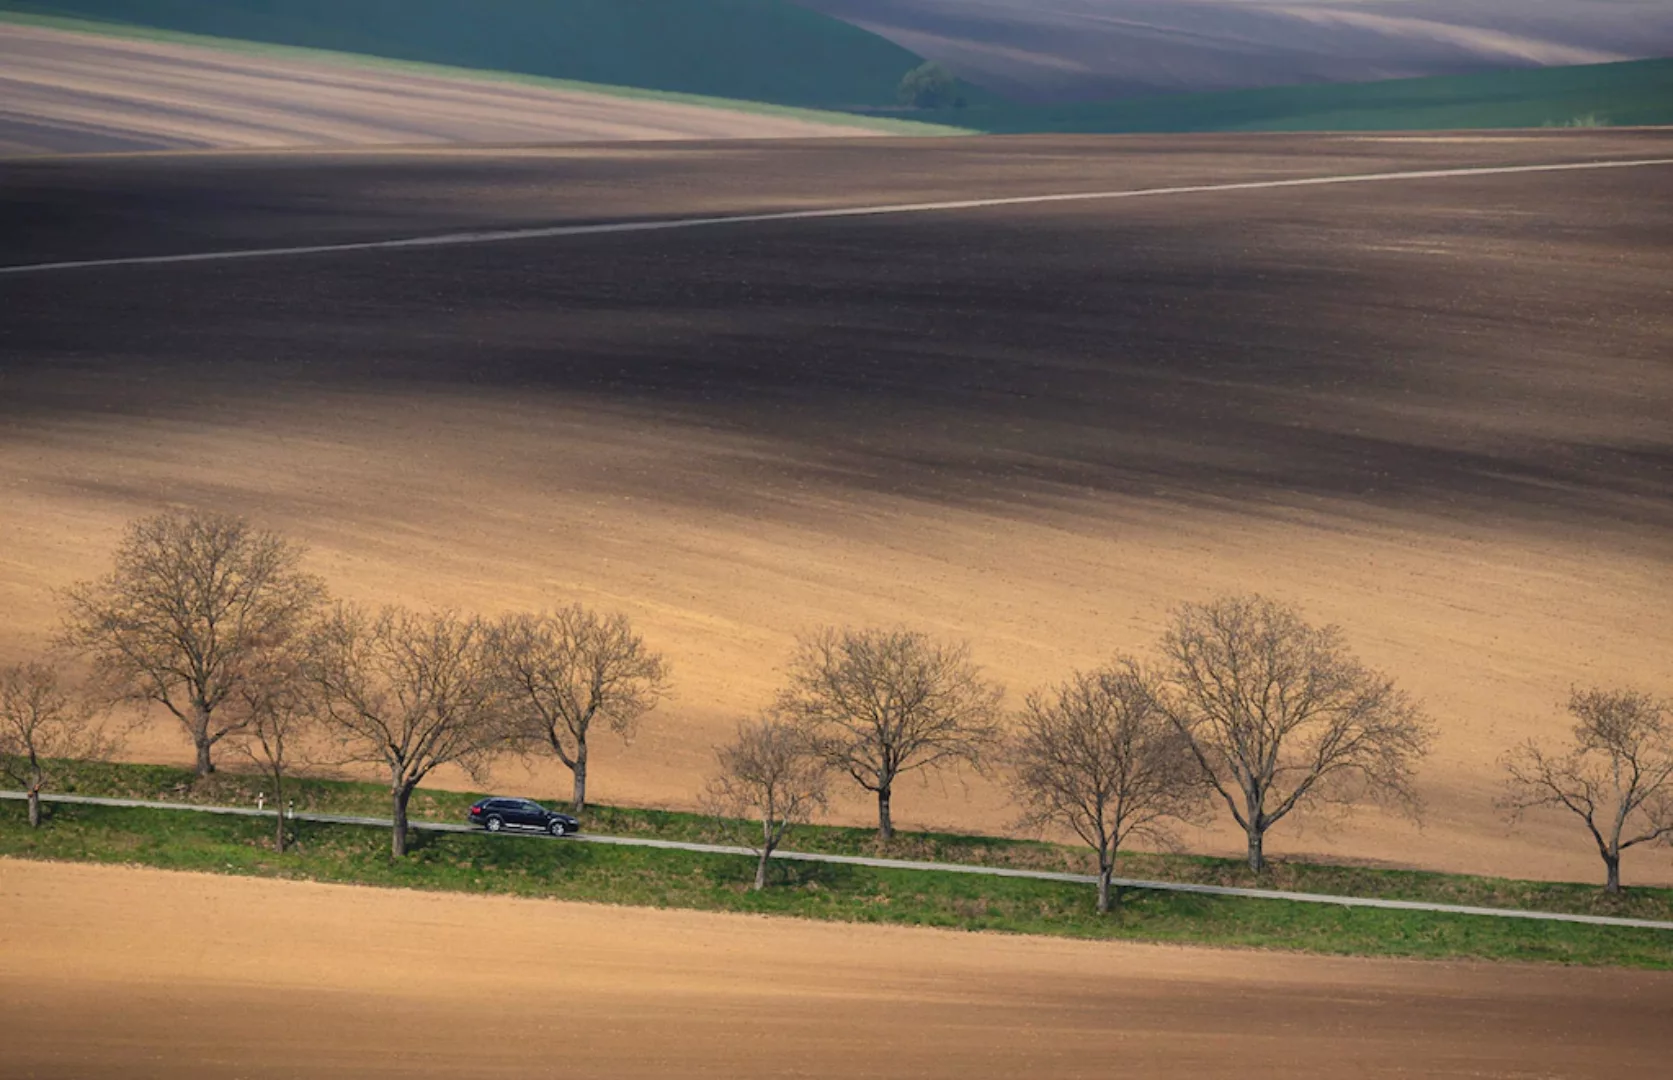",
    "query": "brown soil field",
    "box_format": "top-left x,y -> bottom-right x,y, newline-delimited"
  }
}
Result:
2,131 -> 1670,884
0,22 -> 883,157
4,859 -> 1671,1079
